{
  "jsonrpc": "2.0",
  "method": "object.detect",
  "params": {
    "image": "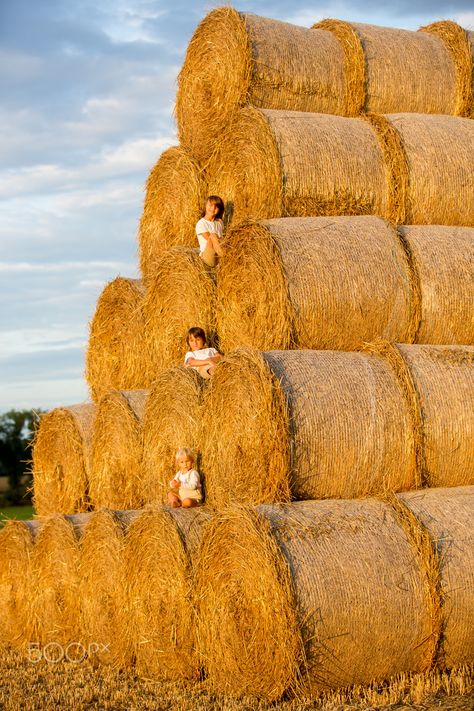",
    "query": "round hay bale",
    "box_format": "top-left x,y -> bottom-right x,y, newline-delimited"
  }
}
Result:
0,520 -> 40,649
138,146 -> 207,280
395,345 -> 474,488
27,514 -> 88,650
217,216 -> 416,352
86,277 -> 153,402
201,348 -> 416,507
176,8 -> 347,162
32,403 -> 95,516
420,21 -> 473,117
387,113 -> 474,226
208,108 -> 474,228
143,246 -> 217,373
197,500 -> 435,699
399,486 -> 474,669
400,225 -> 474,345
79,509 -> 140,667
315,20 -> 458,115
90,390 -> 148,510
122,506 -> 212,680
141,367 -> 205,505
